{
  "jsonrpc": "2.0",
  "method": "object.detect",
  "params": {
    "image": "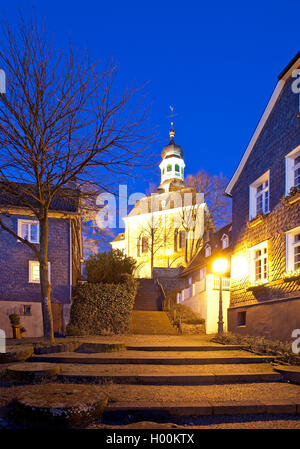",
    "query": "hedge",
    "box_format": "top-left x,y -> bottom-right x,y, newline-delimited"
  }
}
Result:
67,275 -> 137,336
